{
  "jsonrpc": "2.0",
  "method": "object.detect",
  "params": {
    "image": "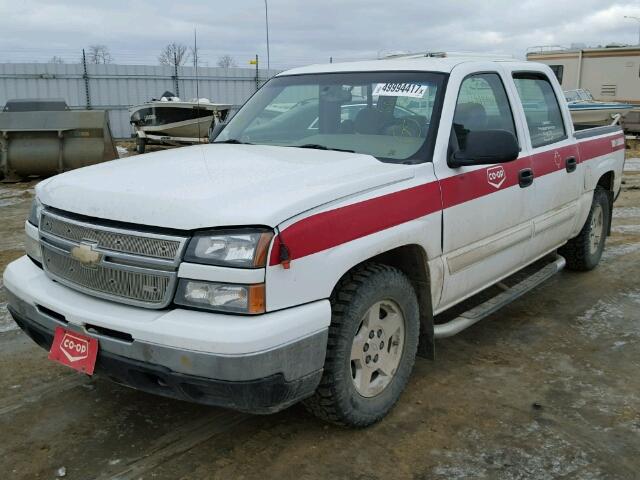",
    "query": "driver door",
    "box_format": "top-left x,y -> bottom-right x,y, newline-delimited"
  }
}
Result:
434,70 -> 535,311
